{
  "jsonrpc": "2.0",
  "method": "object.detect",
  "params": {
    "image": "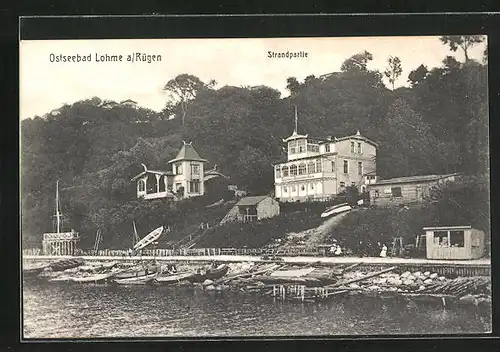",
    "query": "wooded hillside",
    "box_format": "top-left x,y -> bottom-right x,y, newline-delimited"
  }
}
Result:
21,37 -> 489,249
